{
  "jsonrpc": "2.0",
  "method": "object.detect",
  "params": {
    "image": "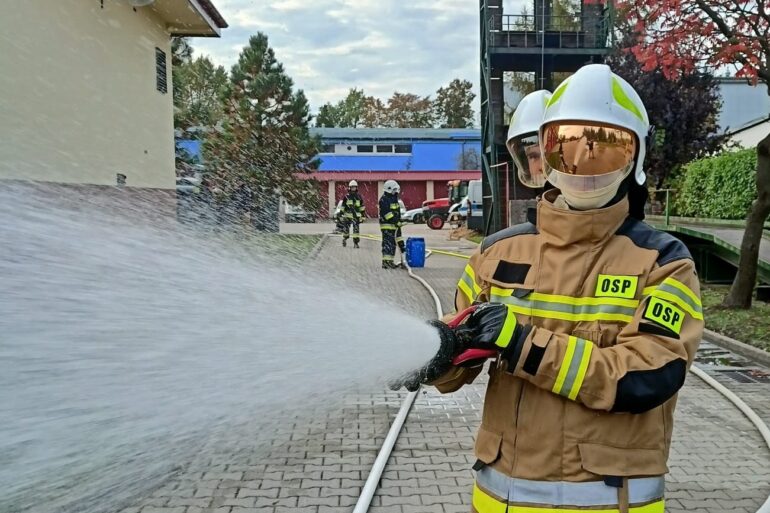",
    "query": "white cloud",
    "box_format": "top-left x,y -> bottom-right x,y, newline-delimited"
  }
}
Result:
192,1 -> 482,116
